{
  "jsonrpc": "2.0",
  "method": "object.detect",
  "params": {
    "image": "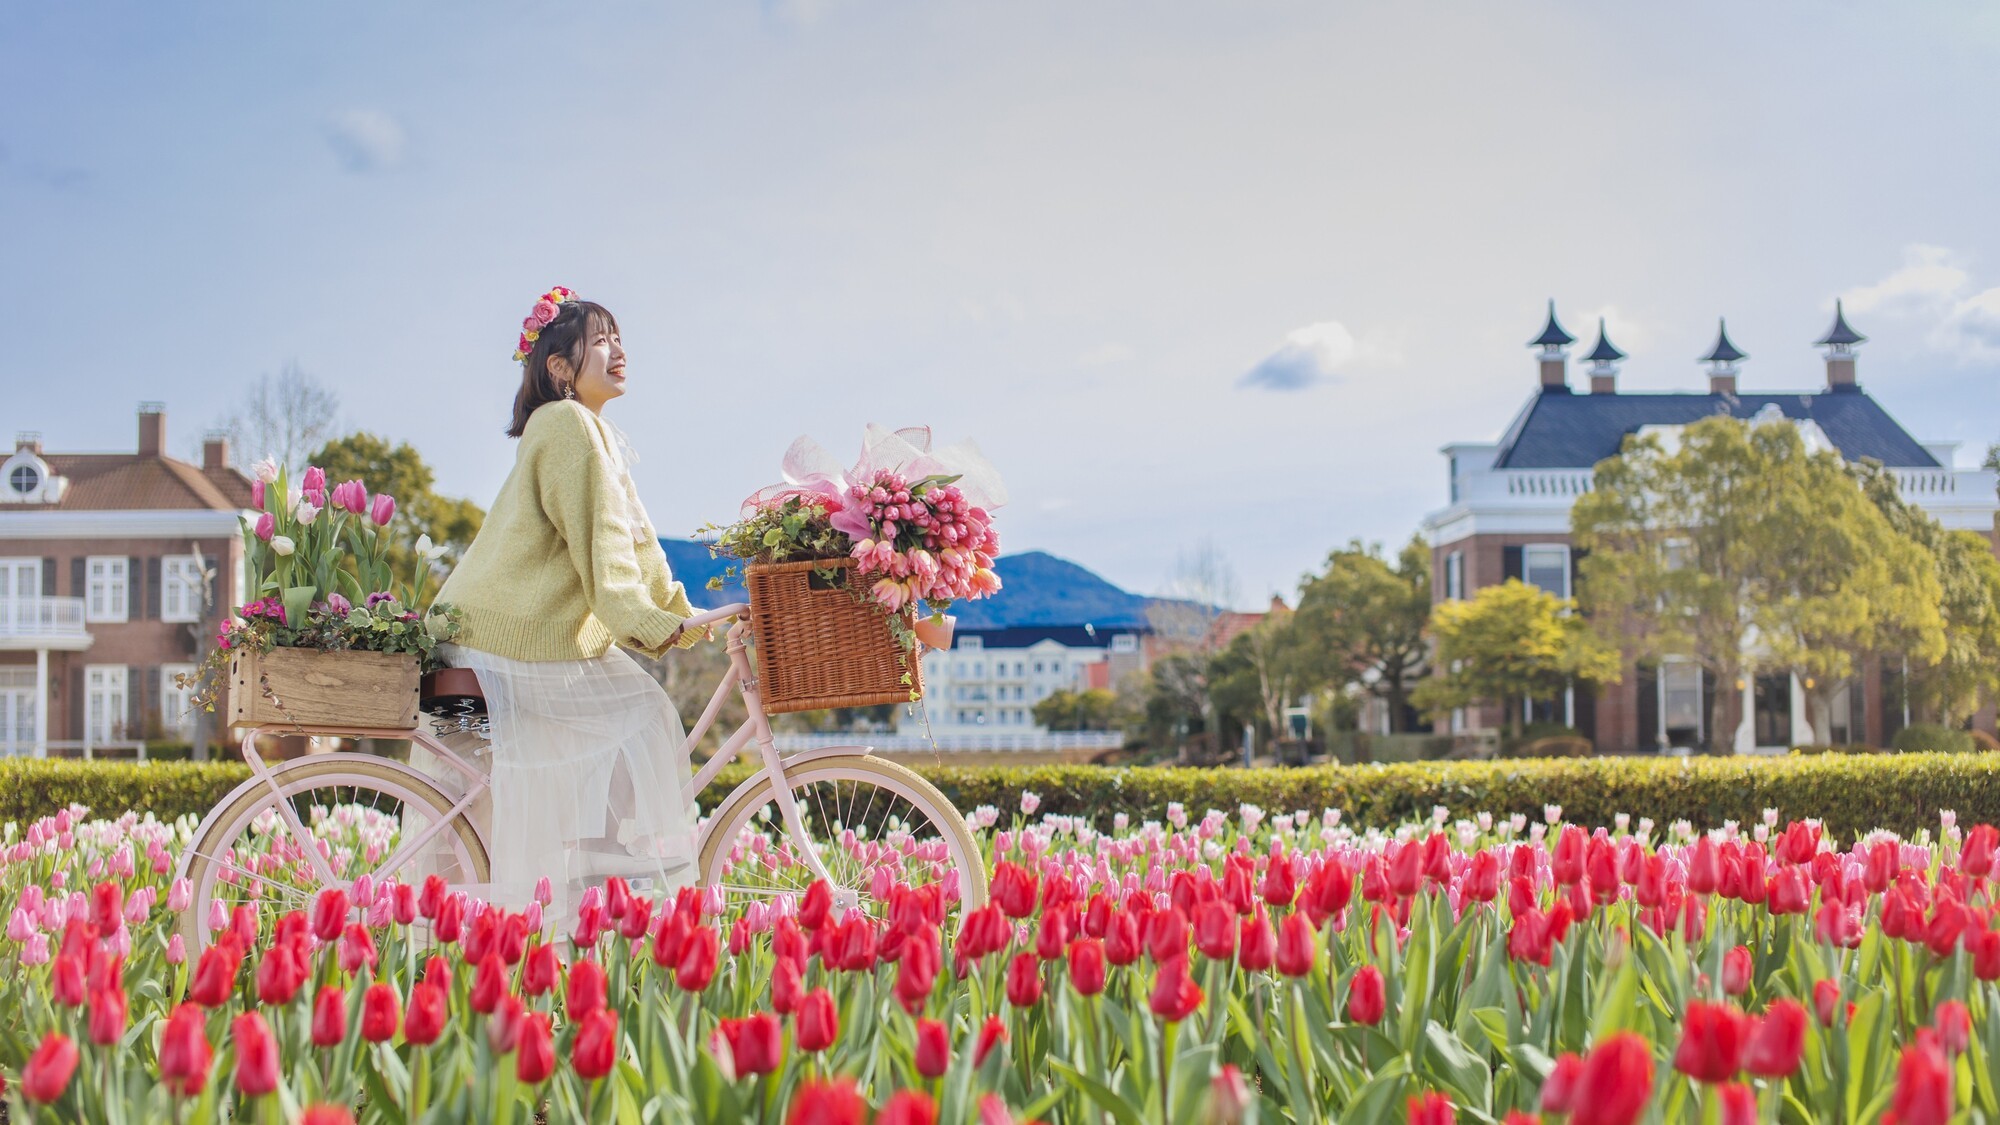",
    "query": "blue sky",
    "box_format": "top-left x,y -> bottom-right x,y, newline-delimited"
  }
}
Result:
7,2 -> 2000,606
